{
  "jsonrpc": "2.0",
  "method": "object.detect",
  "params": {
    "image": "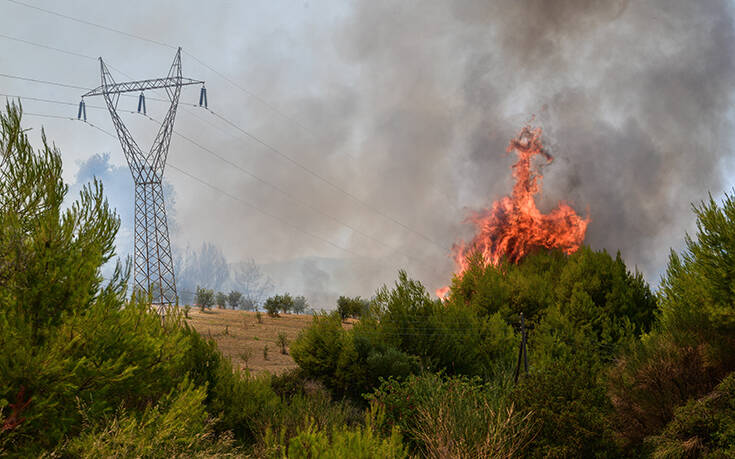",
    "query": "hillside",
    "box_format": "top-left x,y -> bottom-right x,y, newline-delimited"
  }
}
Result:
185,308 -> 314,375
